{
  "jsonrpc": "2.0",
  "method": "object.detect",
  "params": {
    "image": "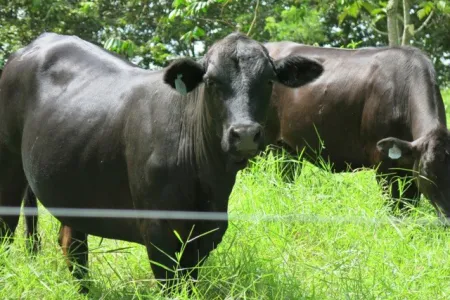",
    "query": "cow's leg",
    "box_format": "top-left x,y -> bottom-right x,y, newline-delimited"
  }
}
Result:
0,147 -> 27,249
179,220 -> 228,281
24,185 -> 40,255
145,220 -> 226,295
376,170 -> 420,214
144,221 -> 180,286
58,224 -> 89,293
144,220 -> 207,294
